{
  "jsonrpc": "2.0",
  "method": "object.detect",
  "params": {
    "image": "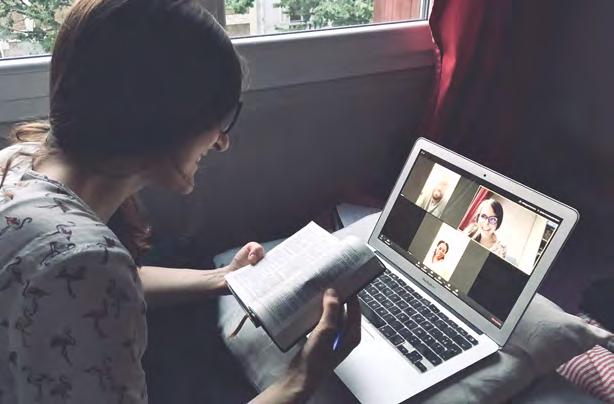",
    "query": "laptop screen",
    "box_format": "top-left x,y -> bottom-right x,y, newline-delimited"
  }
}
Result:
377,149 -> 562,328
